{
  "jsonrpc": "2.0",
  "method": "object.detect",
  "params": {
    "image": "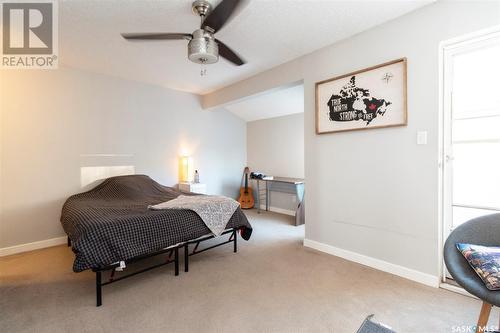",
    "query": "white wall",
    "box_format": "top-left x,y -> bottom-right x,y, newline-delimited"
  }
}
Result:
247,113 -> 304,178
202,1 -> 500,280
247,113 -> 304,212
0,67 -> 246,249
